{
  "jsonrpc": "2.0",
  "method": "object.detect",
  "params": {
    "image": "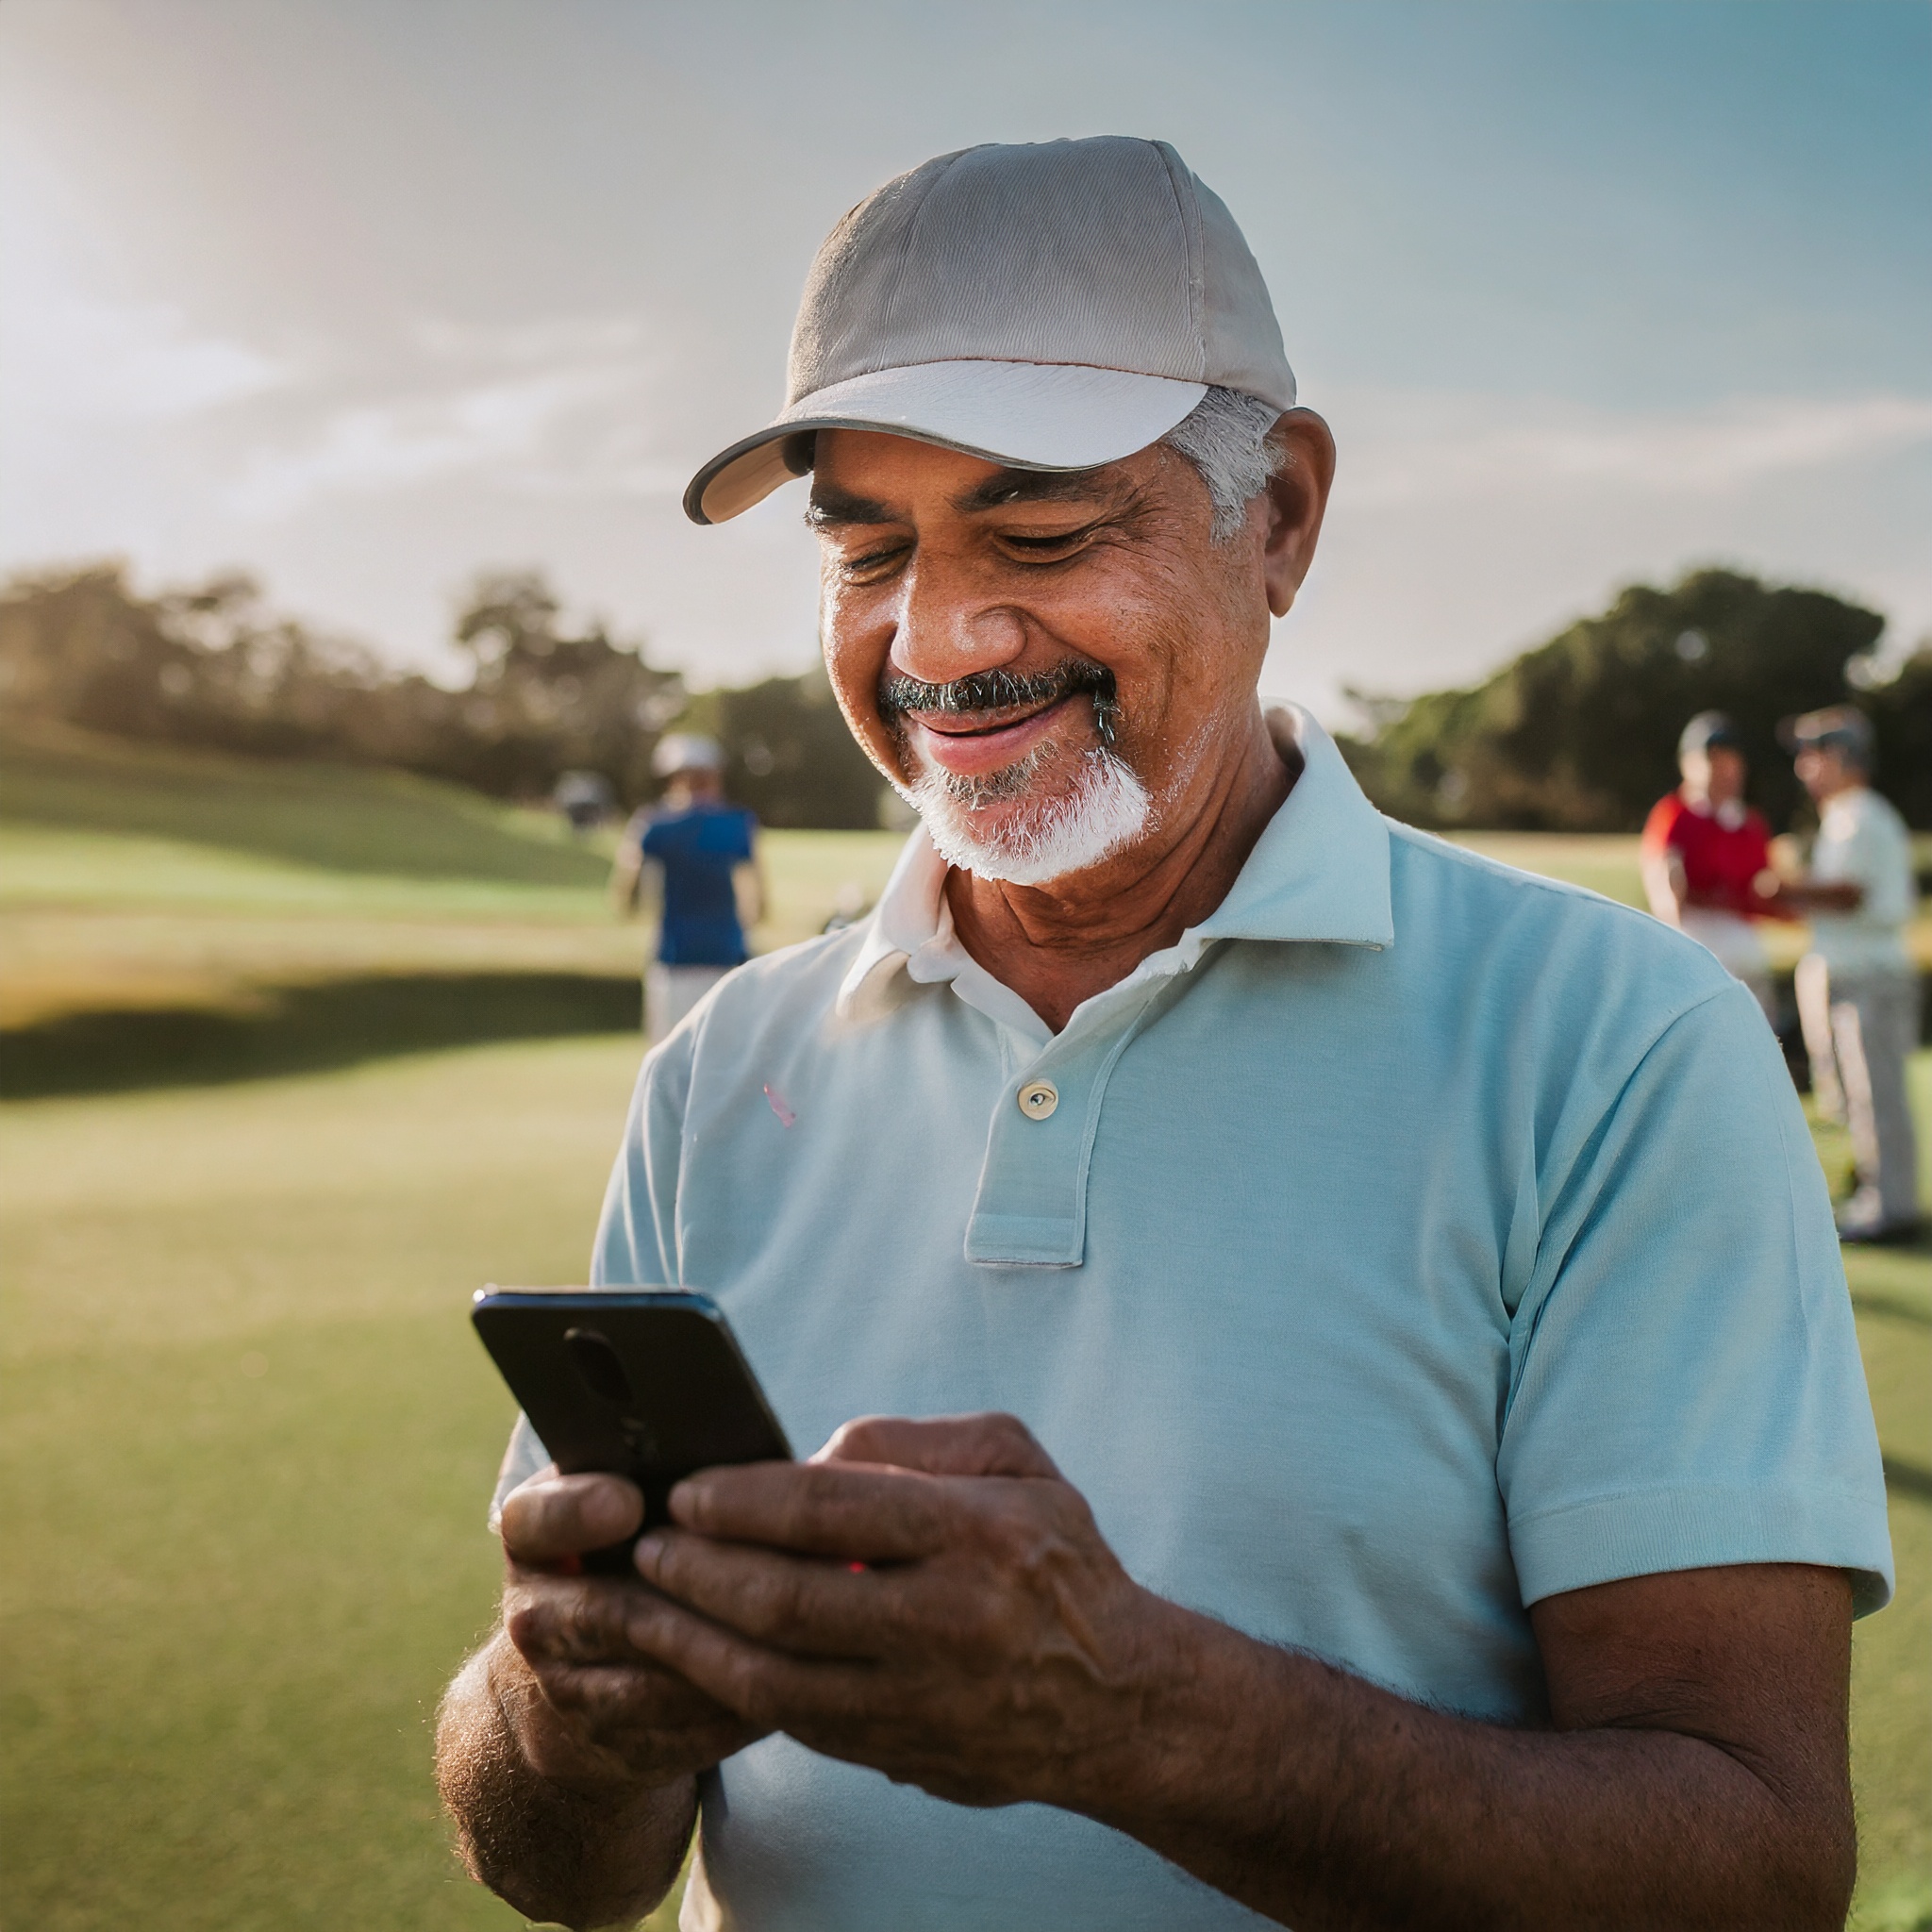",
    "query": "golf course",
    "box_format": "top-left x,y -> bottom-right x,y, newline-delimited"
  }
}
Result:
2,724 -> 1926,1930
